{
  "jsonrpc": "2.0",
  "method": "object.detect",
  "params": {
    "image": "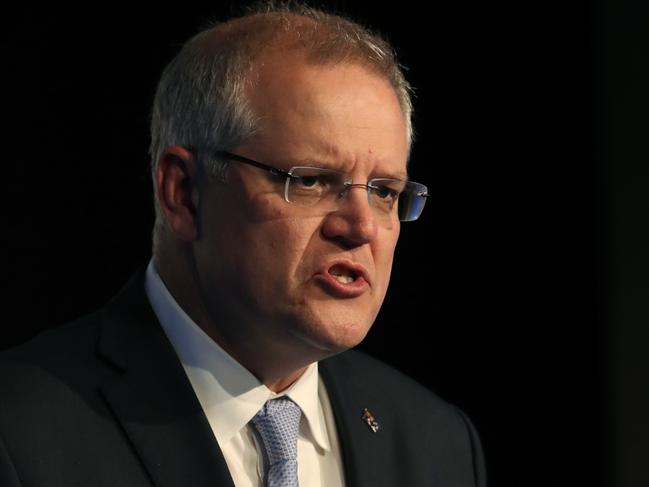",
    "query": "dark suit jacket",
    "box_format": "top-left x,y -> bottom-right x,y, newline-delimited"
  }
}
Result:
0,272 -> 486,486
